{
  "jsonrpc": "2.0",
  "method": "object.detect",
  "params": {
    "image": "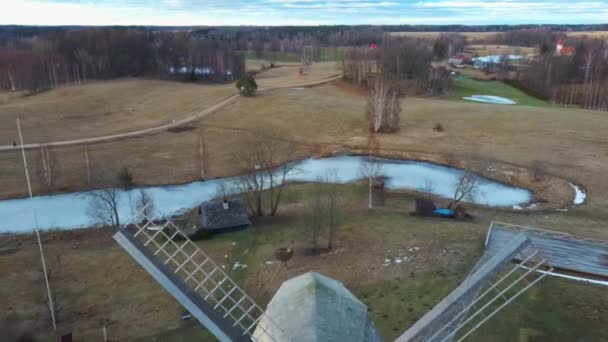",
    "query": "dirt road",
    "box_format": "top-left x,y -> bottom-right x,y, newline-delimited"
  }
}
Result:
0,74 -> 342,151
